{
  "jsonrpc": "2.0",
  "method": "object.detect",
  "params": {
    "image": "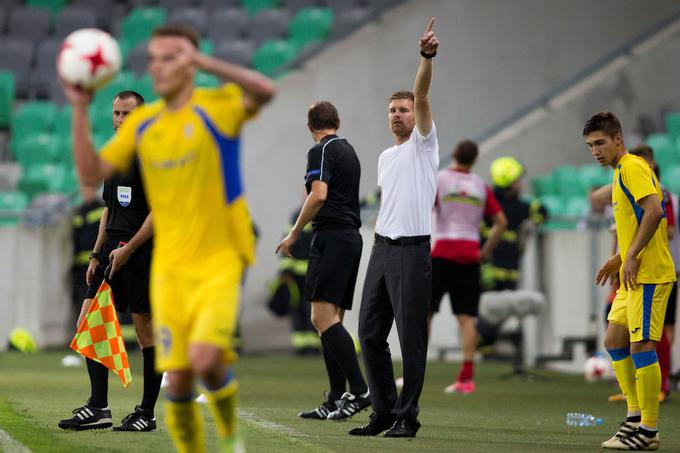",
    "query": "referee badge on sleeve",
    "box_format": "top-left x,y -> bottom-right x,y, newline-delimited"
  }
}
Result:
117,186 -> 132,207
